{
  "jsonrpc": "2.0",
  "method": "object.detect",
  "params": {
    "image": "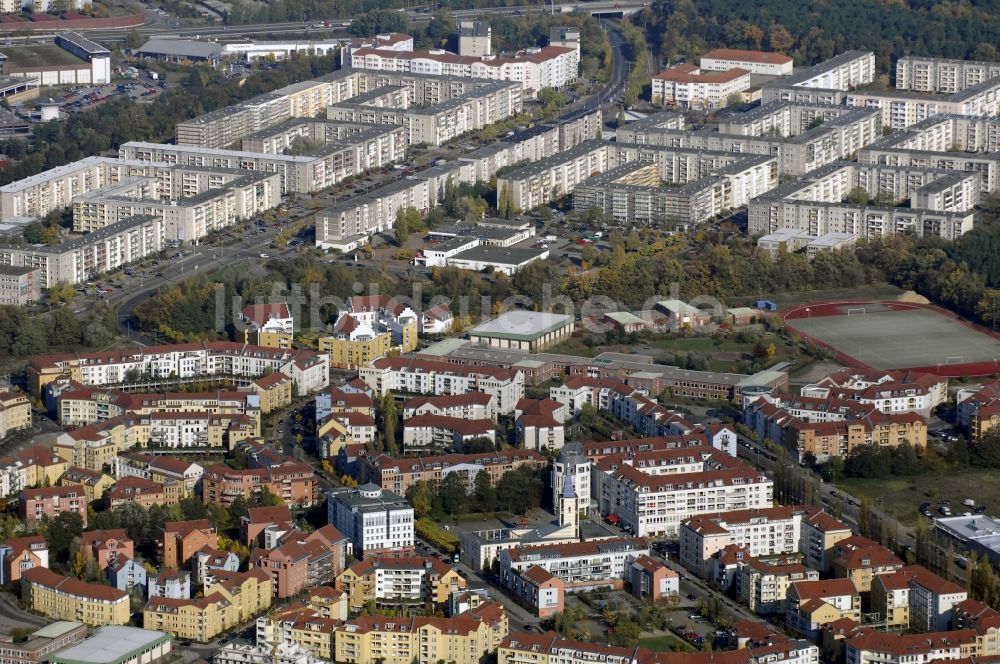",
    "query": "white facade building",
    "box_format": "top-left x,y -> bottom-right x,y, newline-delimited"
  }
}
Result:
327,484 -> 414,558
